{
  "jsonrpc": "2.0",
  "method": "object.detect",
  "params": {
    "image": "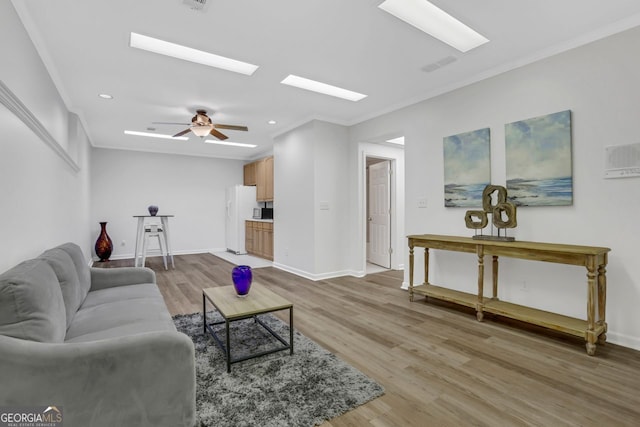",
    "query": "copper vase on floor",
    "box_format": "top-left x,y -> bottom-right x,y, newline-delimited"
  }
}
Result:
95,222 -> 113,262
